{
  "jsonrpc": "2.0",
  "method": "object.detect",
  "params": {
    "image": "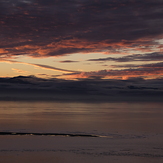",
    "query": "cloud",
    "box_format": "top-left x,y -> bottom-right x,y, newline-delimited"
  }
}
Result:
87,52 -> 163,62
0,59 -> 81,73
2,58 -> 163,80
0,0 -> 163,58
0,75 -> 163,101
111,61 -> 163,69
12,68 -> 29,74
32,63 -> 80,73
59,60 -> 79,63
66,63 -> 163,79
